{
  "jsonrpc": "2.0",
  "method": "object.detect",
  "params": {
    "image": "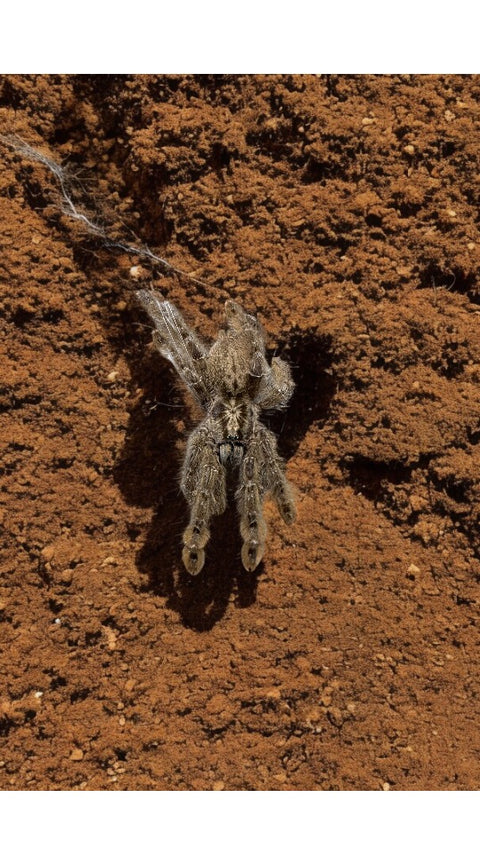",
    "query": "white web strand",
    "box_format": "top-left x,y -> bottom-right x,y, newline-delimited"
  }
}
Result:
0,134 -> 211,291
